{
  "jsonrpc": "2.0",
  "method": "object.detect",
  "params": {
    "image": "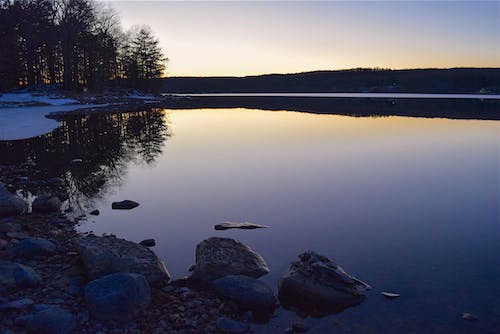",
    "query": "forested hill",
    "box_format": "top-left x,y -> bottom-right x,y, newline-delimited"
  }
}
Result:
162,68 -> 500,94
